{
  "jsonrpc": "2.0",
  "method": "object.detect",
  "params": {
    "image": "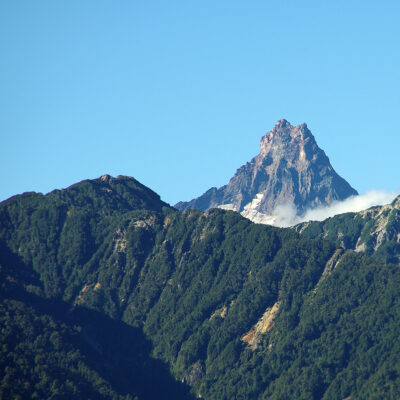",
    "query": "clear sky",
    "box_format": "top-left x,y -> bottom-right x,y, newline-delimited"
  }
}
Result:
1,0 -> 399,206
